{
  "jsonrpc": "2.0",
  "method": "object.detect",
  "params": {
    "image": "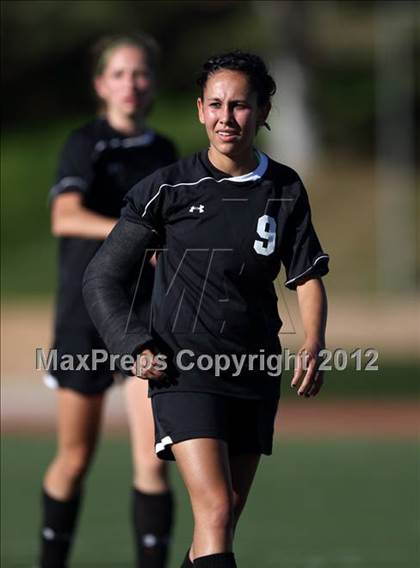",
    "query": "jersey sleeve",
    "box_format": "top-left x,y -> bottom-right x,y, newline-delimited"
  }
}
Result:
83,218 -> 158,364
49,130 -> 94,202
83,167 -> 175,361
162,138 -> 178,164
121,170 -> 170,236
157,135 -> 179,166
281,181 -> 329,290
